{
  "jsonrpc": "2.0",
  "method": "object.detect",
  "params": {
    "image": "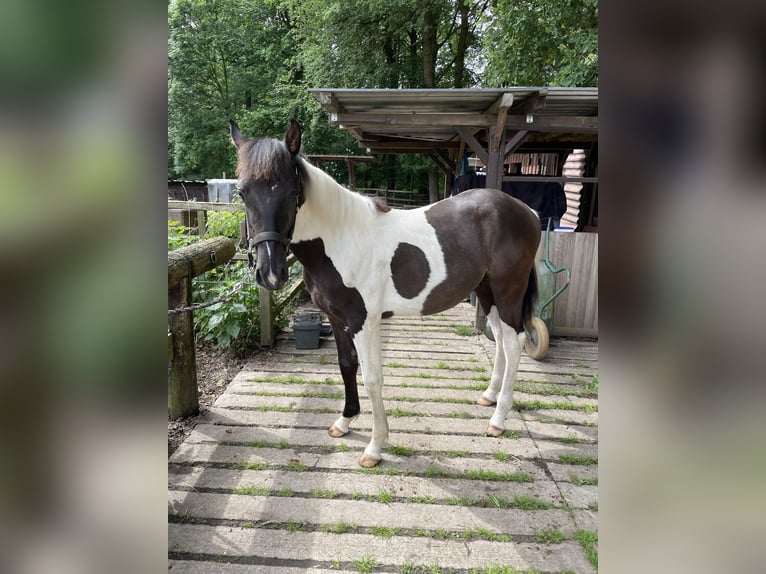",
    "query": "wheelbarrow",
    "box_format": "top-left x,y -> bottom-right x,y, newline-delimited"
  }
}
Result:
524,219 -> 571,360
